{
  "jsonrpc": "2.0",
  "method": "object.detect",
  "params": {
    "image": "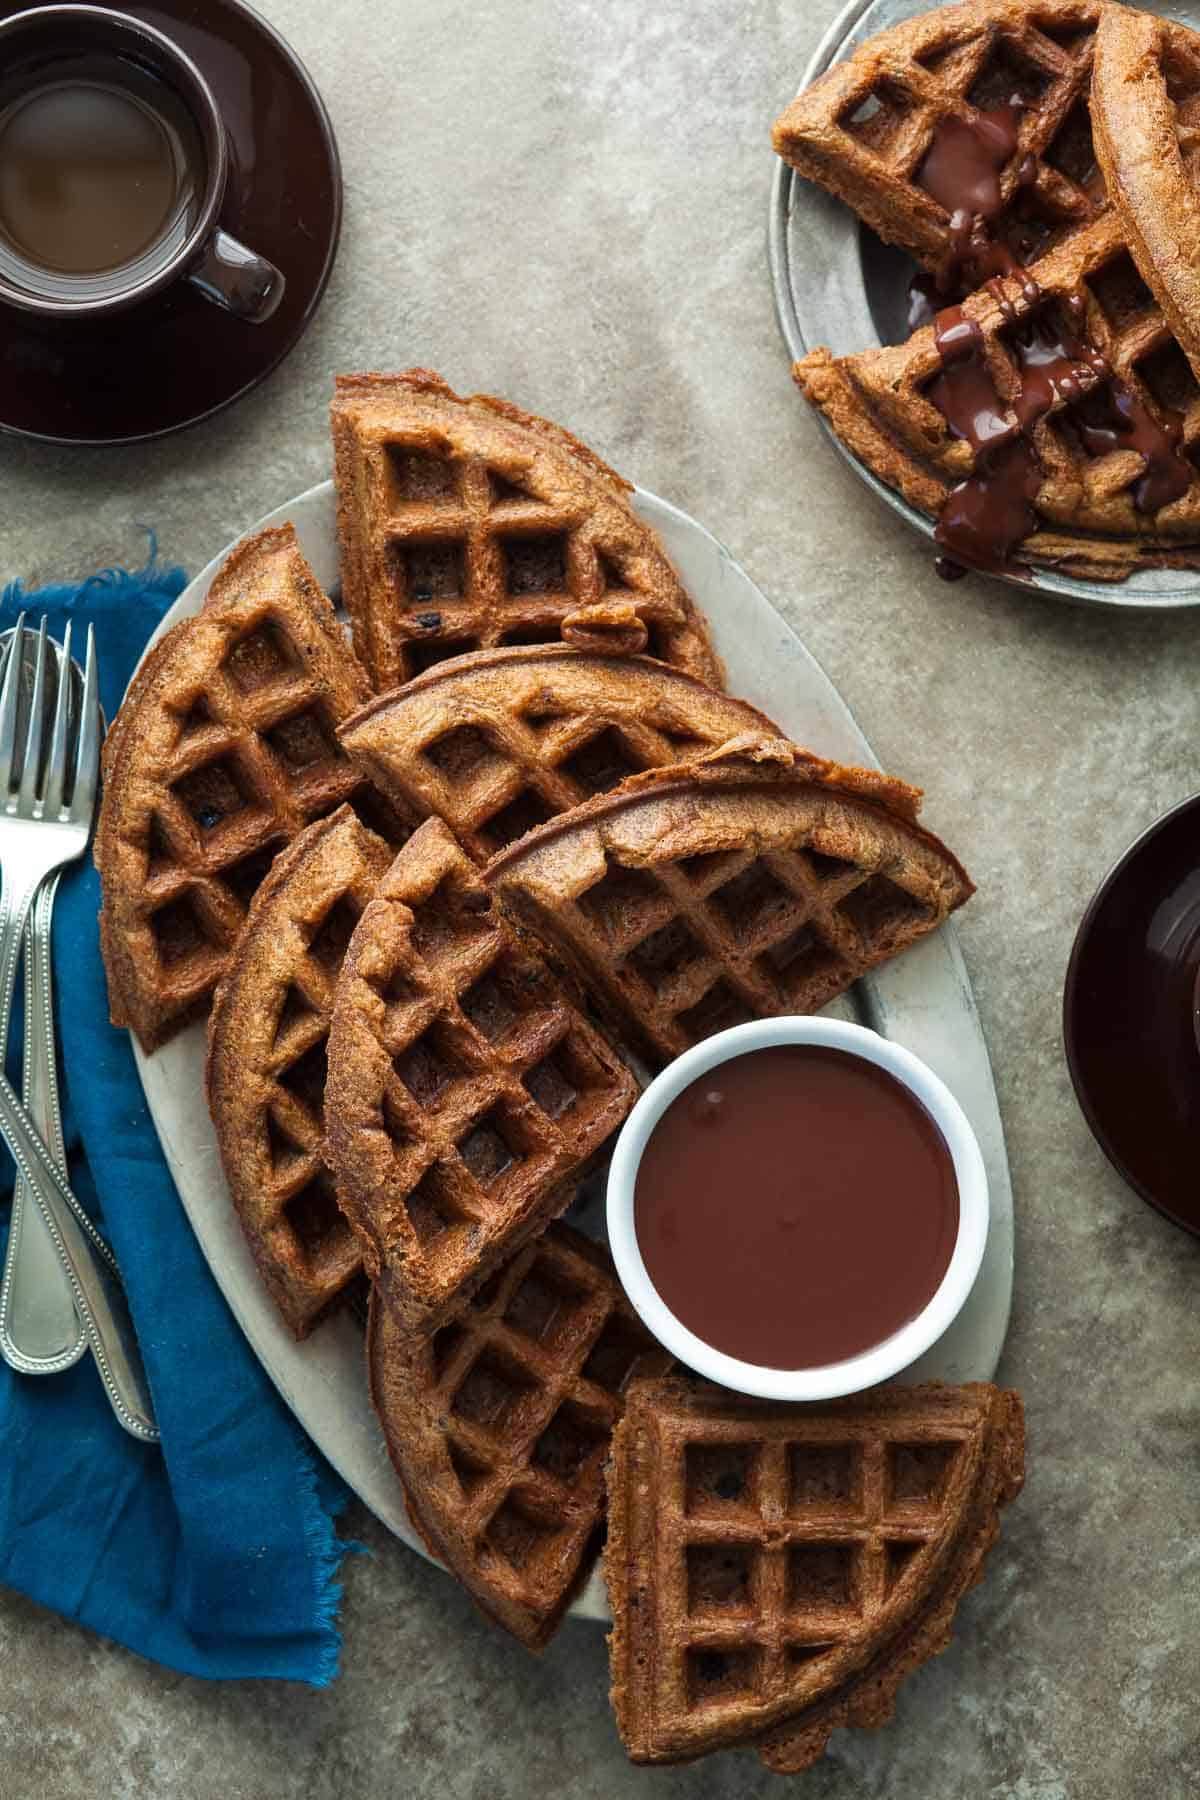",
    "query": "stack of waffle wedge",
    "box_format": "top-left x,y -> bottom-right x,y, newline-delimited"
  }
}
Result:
96,367 -> 1021,1769
774,0 -> 1200,579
